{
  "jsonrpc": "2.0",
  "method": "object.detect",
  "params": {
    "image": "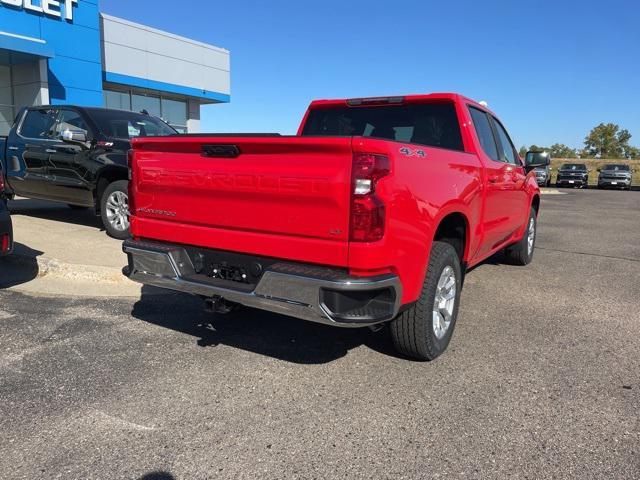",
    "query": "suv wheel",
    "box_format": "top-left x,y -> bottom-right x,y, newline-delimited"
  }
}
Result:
390,242 -> 462,361
101,180 -> 130,240
504,207 -> 537,265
